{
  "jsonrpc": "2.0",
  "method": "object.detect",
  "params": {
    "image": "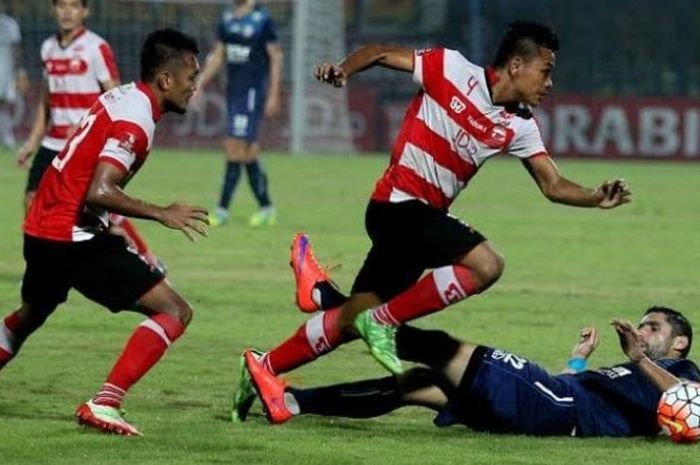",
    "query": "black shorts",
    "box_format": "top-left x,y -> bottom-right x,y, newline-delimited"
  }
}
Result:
351,200 -> 486,301
26,146 -> 58,193
21,234 -> 165,313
